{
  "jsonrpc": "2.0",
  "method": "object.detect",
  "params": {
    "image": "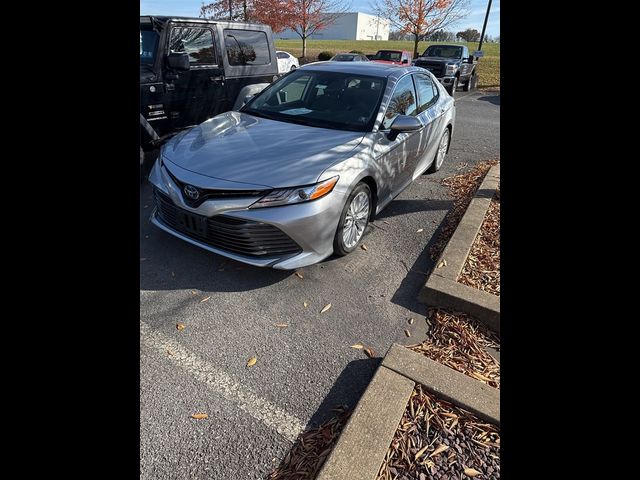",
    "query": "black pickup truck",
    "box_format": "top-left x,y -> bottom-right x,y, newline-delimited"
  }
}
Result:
413,44 -> 478,95
140,16 -> 279,168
